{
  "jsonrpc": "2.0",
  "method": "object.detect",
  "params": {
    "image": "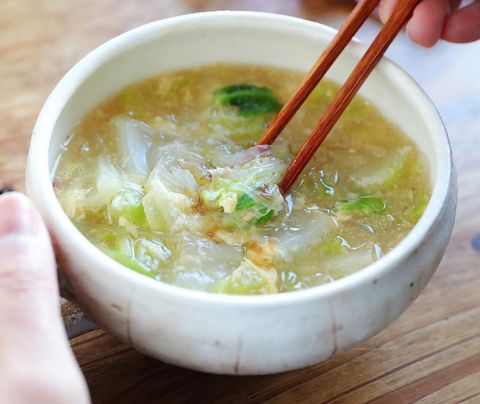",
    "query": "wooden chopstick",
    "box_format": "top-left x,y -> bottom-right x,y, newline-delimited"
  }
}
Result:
267,0 -> 421,194
258,0 -> 380,146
